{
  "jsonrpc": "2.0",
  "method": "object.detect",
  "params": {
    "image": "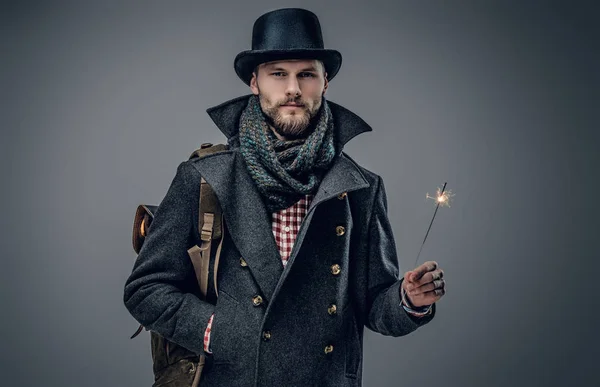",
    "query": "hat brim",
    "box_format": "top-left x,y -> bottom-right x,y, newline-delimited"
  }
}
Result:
234,49 -> 342,86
